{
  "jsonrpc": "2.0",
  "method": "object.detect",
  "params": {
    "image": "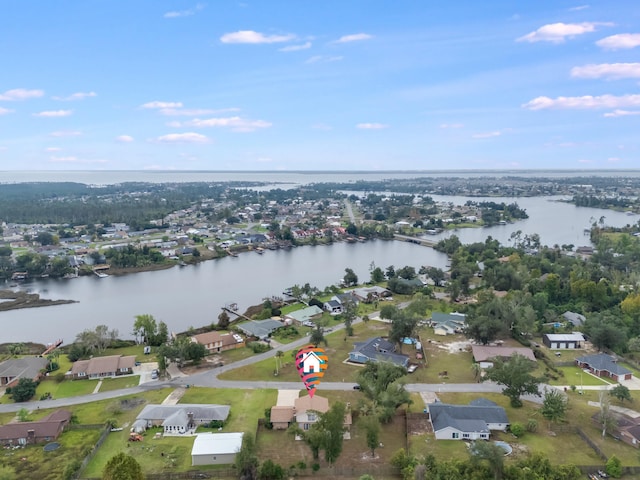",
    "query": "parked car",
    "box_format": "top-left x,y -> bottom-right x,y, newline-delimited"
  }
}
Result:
151,369 -> 159,379
353,384 -> 361,390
